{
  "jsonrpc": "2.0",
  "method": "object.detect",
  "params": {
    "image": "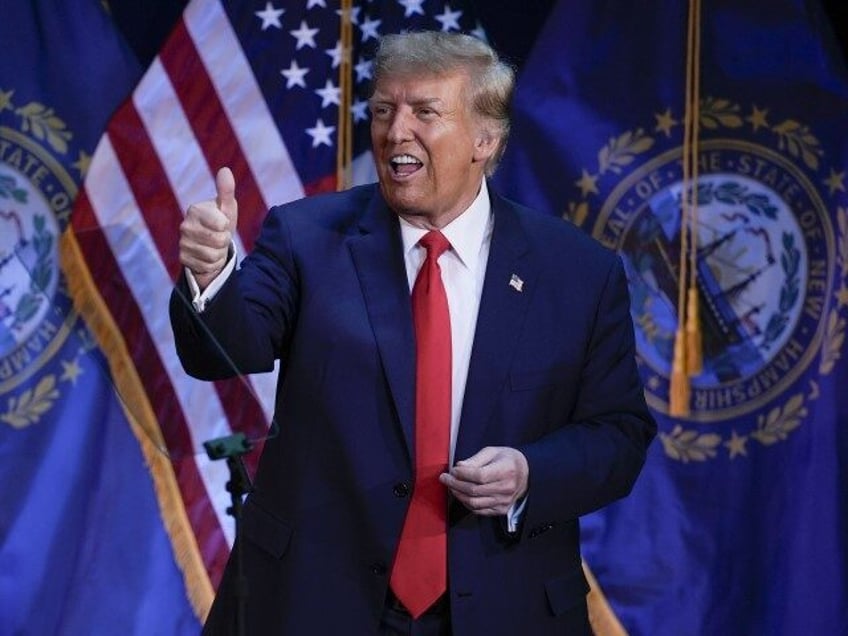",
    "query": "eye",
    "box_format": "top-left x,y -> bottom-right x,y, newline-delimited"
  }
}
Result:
370,103 -> 392,119
417,107 -> 436,119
